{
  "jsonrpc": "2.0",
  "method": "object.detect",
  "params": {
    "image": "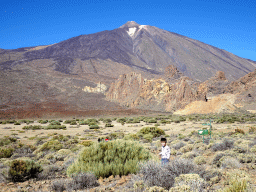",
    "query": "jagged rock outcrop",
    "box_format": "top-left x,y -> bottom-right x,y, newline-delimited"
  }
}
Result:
106,65 -> 207,112
83,82 -> 107,93
225,69 -> 256,94
197,71 -> 230,98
